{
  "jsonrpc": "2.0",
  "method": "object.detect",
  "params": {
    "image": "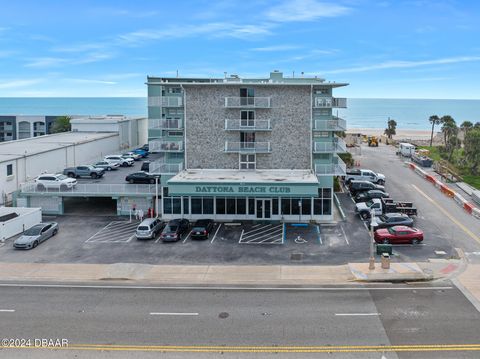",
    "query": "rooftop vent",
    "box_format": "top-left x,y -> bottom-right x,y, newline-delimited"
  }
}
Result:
270,71 -> 283,81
